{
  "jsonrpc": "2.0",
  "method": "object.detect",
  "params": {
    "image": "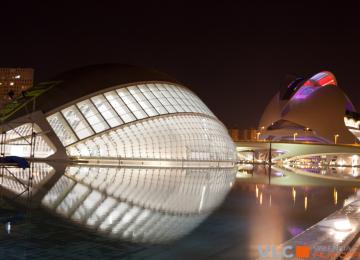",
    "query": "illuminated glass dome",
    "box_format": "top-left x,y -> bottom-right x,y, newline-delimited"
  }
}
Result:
1,64 -> 236,166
